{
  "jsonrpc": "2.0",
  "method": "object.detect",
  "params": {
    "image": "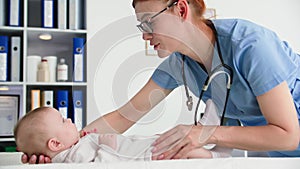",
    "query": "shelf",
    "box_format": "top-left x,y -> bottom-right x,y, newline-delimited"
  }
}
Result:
0,0 -> 88,144
0,138 -> 15,142
26,27 -> 87,34
26,82 -> 87,86
0,26 -> 24,31
0,82 -> 24,86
